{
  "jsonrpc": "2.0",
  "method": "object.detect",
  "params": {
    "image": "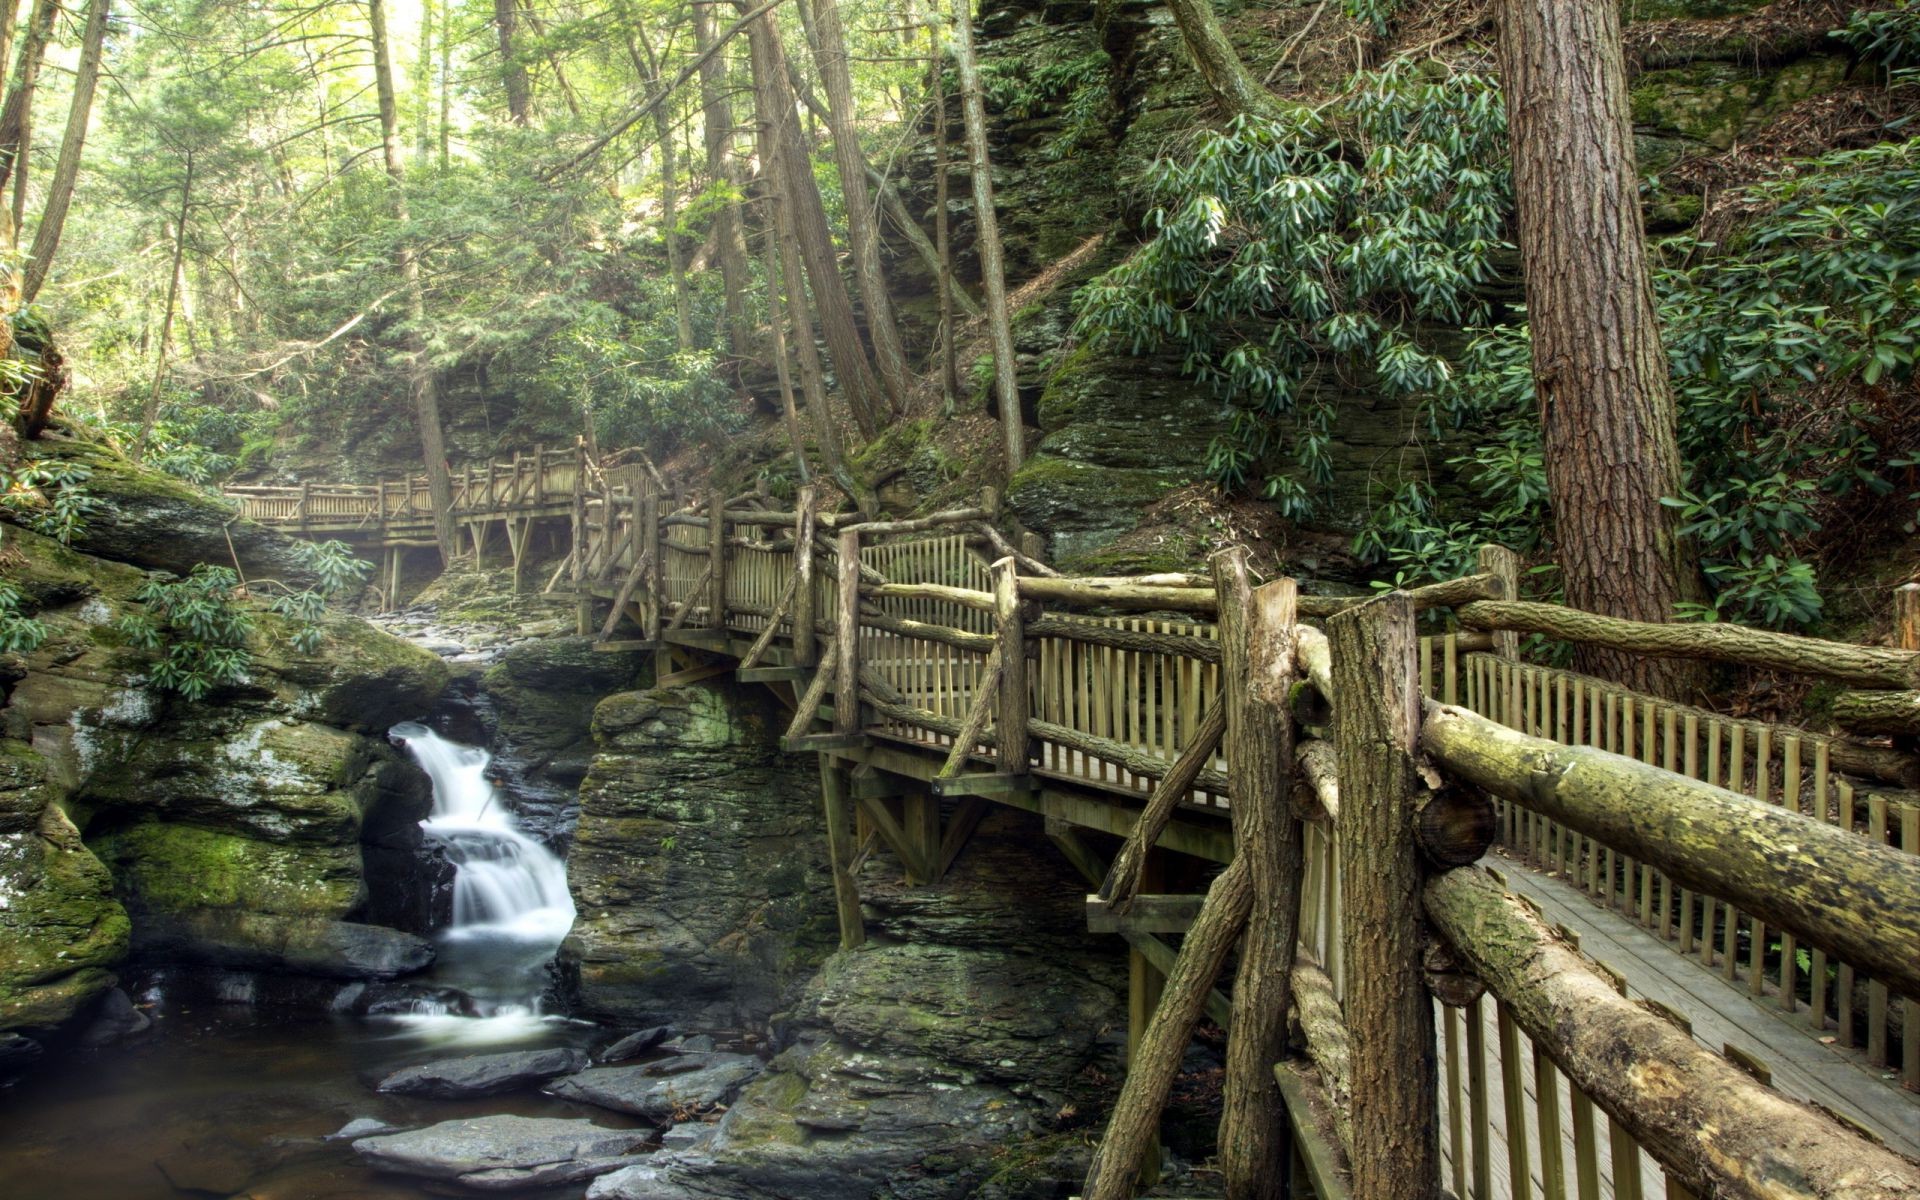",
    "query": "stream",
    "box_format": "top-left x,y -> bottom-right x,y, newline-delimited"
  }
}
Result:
0,724 -> 634,1199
